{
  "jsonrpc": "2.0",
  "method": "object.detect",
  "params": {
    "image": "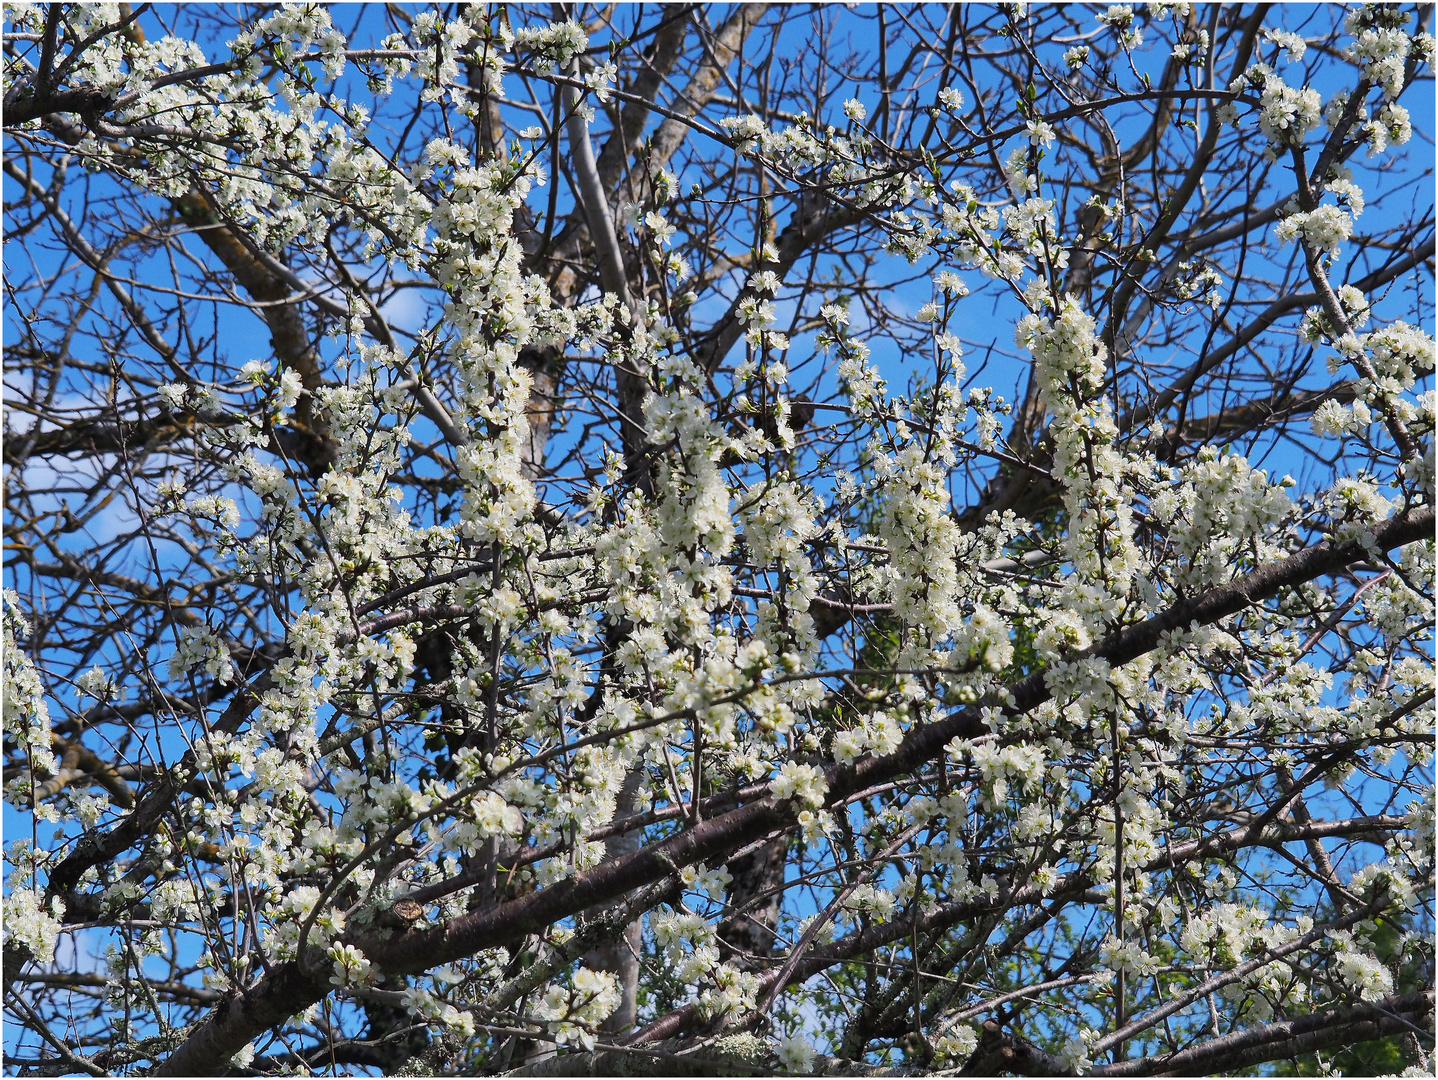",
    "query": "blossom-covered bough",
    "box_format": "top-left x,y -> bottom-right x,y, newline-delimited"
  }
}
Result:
2,3 -> 1433,1076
